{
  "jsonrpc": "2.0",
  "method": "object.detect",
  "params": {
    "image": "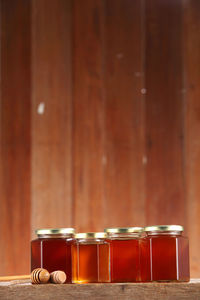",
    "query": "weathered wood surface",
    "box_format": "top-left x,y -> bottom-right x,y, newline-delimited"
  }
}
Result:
0,280 -> 200,300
